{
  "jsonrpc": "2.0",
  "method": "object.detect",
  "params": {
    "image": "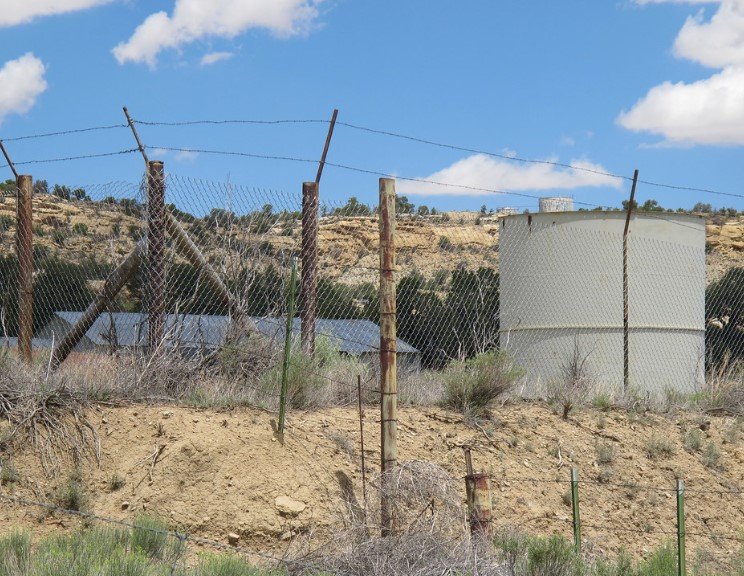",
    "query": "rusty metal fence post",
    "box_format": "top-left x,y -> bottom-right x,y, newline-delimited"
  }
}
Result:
147,161 -> 166,352
16,174 -> 33,364
464,448 -> 492,536
379,177 -> 397,536
301,181 -> 319,356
